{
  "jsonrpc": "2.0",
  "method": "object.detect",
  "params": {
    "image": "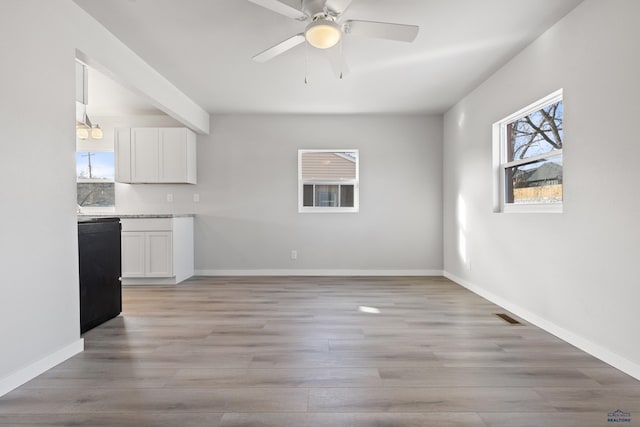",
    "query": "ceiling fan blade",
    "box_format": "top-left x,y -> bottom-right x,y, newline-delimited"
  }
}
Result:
252,33 -> 306,62
247,0 -> 307,20
325,45 -> 351,79
325,0 -> 353,16
344,20 -> 419,42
